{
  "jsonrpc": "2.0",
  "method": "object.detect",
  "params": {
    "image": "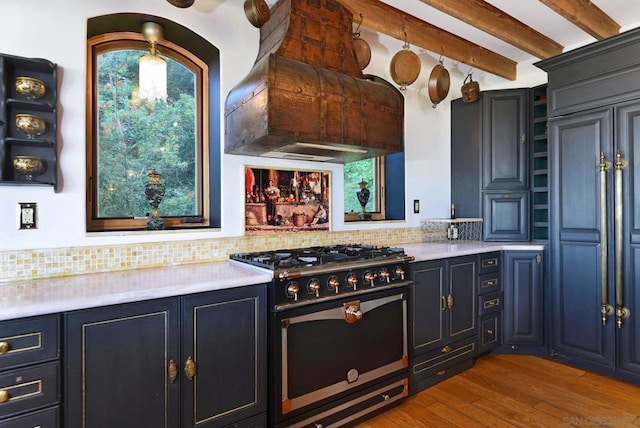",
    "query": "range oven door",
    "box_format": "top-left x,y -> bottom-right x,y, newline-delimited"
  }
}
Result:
272,286 -> 408,424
